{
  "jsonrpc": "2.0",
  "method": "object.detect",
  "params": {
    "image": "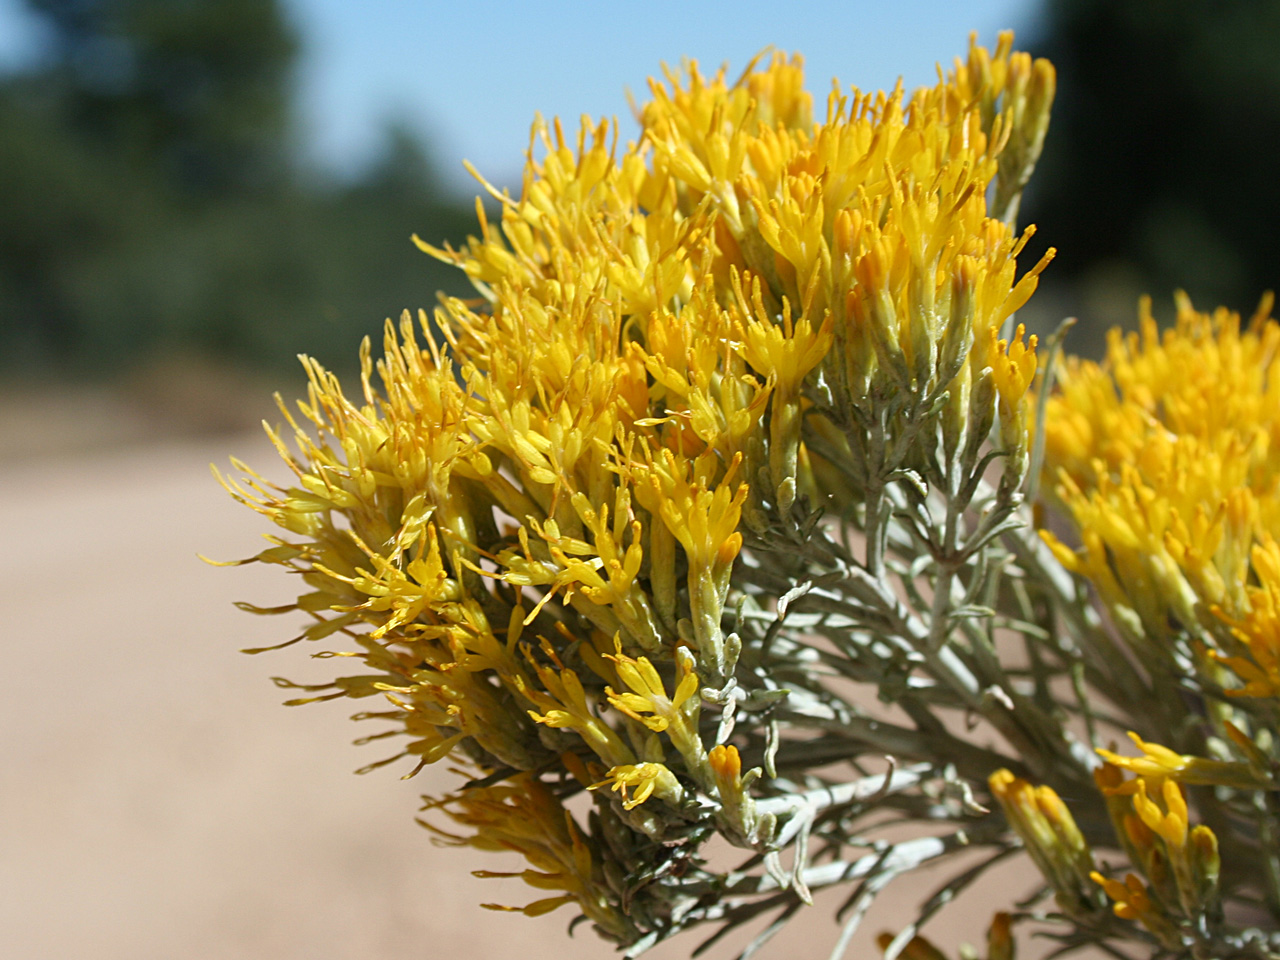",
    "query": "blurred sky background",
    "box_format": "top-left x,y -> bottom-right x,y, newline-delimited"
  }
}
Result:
3,0 -> 1041,195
